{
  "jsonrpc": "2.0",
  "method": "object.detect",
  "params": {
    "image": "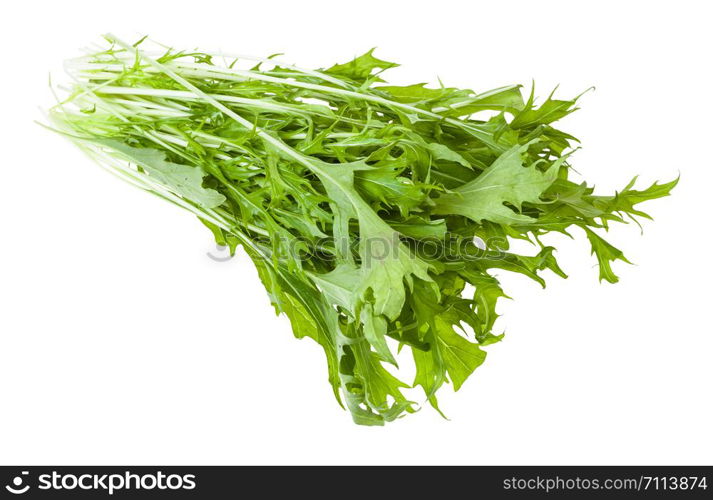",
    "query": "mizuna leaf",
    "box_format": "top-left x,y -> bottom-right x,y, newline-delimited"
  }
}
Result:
47,36 -> 675,425
96,139 -> 226,209
325,48 -> 398,83
435,315 -> 487,391
584,228 -> 632,283
432,142 -> 567,225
